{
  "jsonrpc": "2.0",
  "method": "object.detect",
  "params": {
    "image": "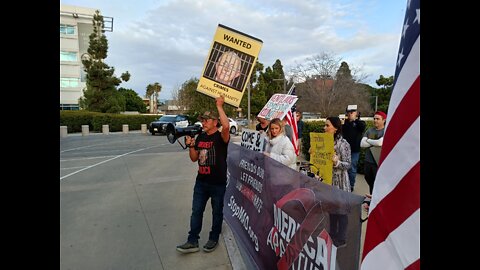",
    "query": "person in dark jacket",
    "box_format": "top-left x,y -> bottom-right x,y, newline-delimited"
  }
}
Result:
342,105 -> 366,191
